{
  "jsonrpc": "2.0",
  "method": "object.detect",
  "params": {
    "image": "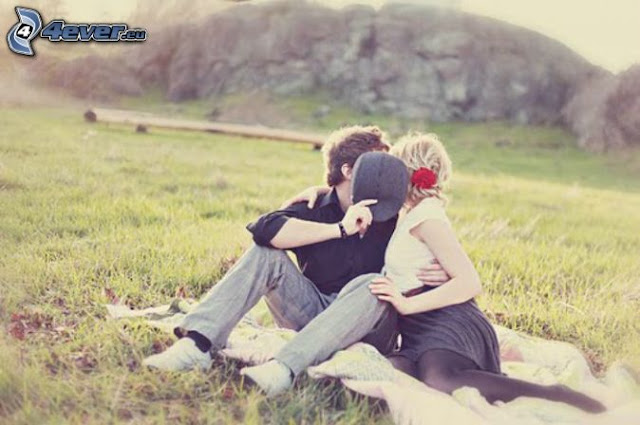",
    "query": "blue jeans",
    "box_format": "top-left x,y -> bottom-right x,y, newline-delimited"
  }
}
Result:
177,244 -> 397,375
